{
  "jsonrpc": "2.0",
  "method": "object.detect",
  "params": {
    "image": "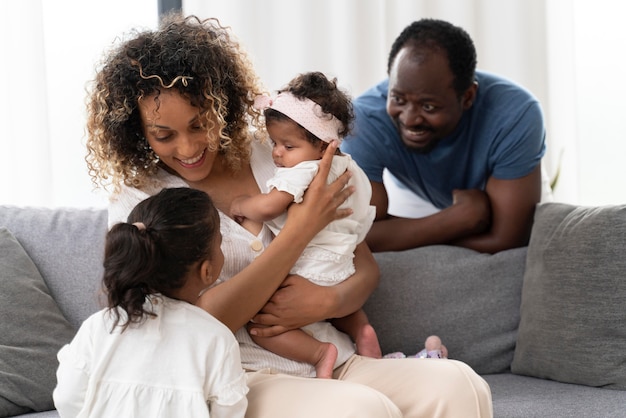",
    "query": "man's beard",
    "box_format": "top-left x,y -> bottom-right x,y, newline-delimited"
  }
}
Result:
393,120 -> 440,154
